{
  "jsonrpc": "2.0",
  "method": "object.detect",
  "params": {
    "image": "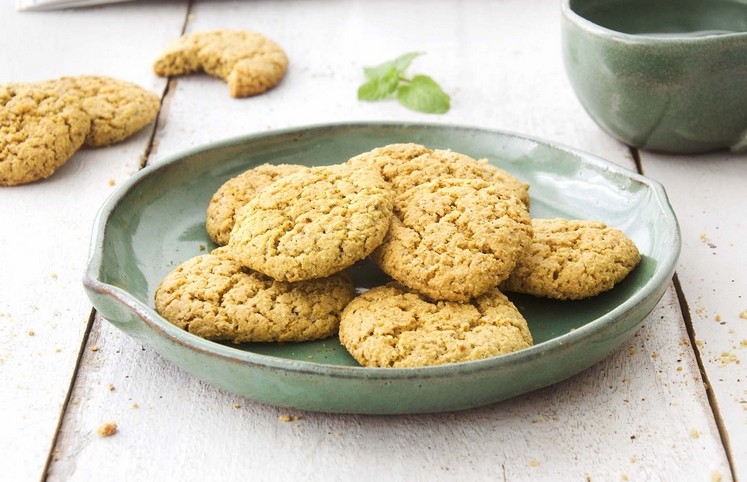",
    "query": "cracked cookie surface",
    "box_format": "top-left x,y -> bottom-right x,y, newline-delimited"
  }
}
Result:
153,29 -> 288,98
339,283 -> 533,367
228,164 -> 394,282
372,178 -> 532,302
346,143 -> 530,207
42,76 -> 160,147
500,218 -> 640,300
206,163 -> 306,246
1,84 -> 90,186
154,249 -> 355,343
